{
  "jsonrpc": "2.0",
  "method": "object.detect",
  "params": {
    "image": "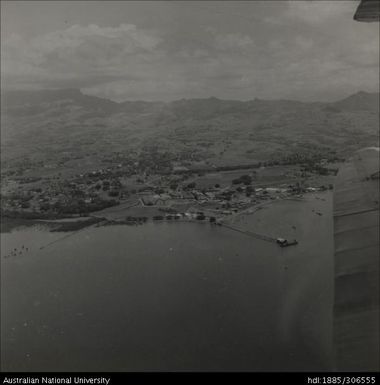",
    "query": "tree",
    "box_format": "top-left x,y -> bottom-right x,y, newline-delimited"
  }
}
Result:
40,203 -> 50,211
240,175 -> 252,184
